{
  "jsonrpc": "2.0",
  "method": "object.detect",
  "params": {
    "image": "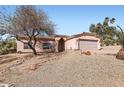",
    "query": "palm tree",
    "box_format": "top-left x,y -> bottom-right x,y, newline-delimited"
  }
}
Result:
116,25 -> 124,59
